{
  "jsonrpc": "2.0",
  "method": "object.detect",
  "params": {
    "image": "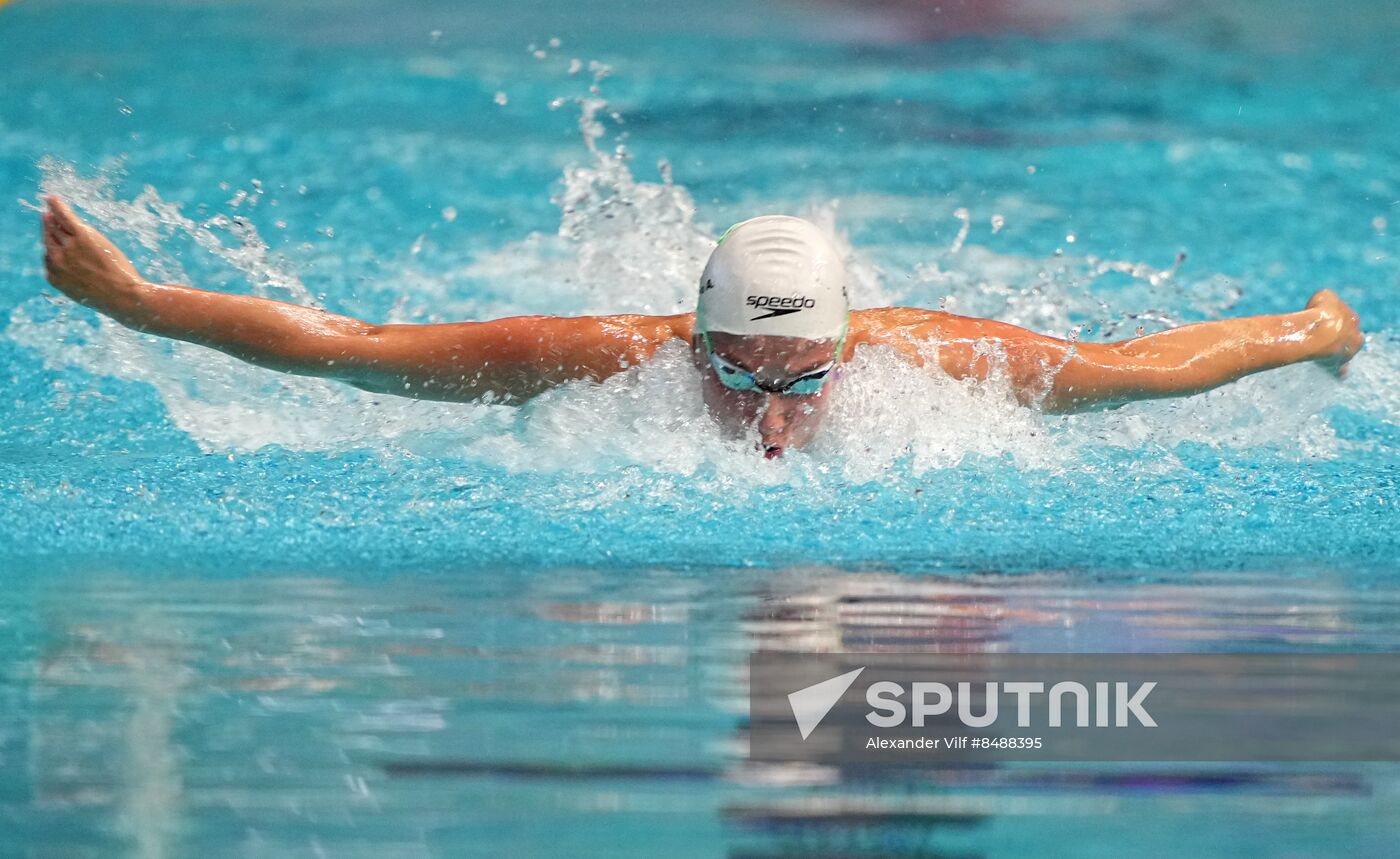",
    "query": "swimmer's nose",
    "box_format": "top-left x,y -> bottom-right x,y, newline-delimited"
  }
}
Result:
758,394 -> 787,434
757,394 -> 792,451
